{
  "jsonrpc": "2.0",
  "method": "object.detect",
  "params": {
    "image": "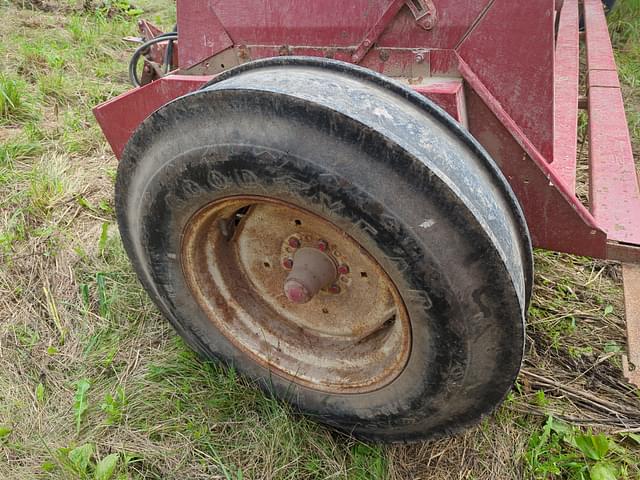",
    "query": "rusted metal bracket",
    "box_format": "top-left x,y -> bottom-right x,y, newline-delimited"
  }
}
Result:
137,20 -> 173,85
406,0 -> 438,30
622,263 -> 640,387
